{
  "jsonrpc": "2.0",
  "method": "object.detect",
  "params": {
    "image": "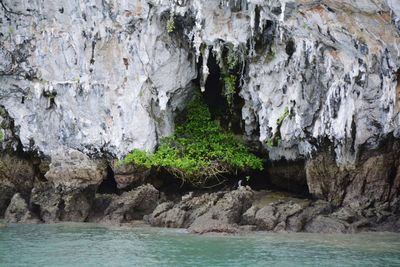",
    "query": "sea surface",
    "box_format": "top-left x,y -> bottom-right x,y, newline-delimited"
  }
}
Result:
0,223 -> 399,267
